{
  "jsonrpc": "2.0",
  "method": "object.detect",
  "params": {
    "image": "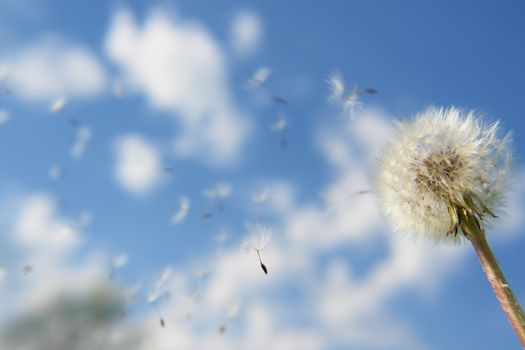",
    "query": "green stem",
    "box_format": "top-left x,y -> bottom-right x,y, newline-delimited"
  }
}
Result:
460,210 -> 525,347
